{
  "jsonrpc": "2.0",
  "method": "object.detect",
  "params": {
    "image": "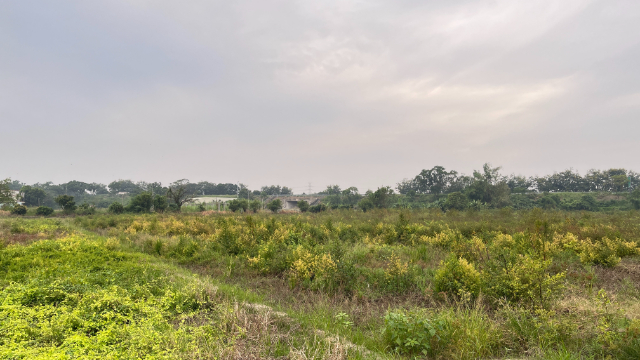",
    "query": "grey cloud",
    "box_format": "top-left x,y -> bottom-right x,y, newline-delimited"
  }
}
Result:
1,0 -> 639,190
